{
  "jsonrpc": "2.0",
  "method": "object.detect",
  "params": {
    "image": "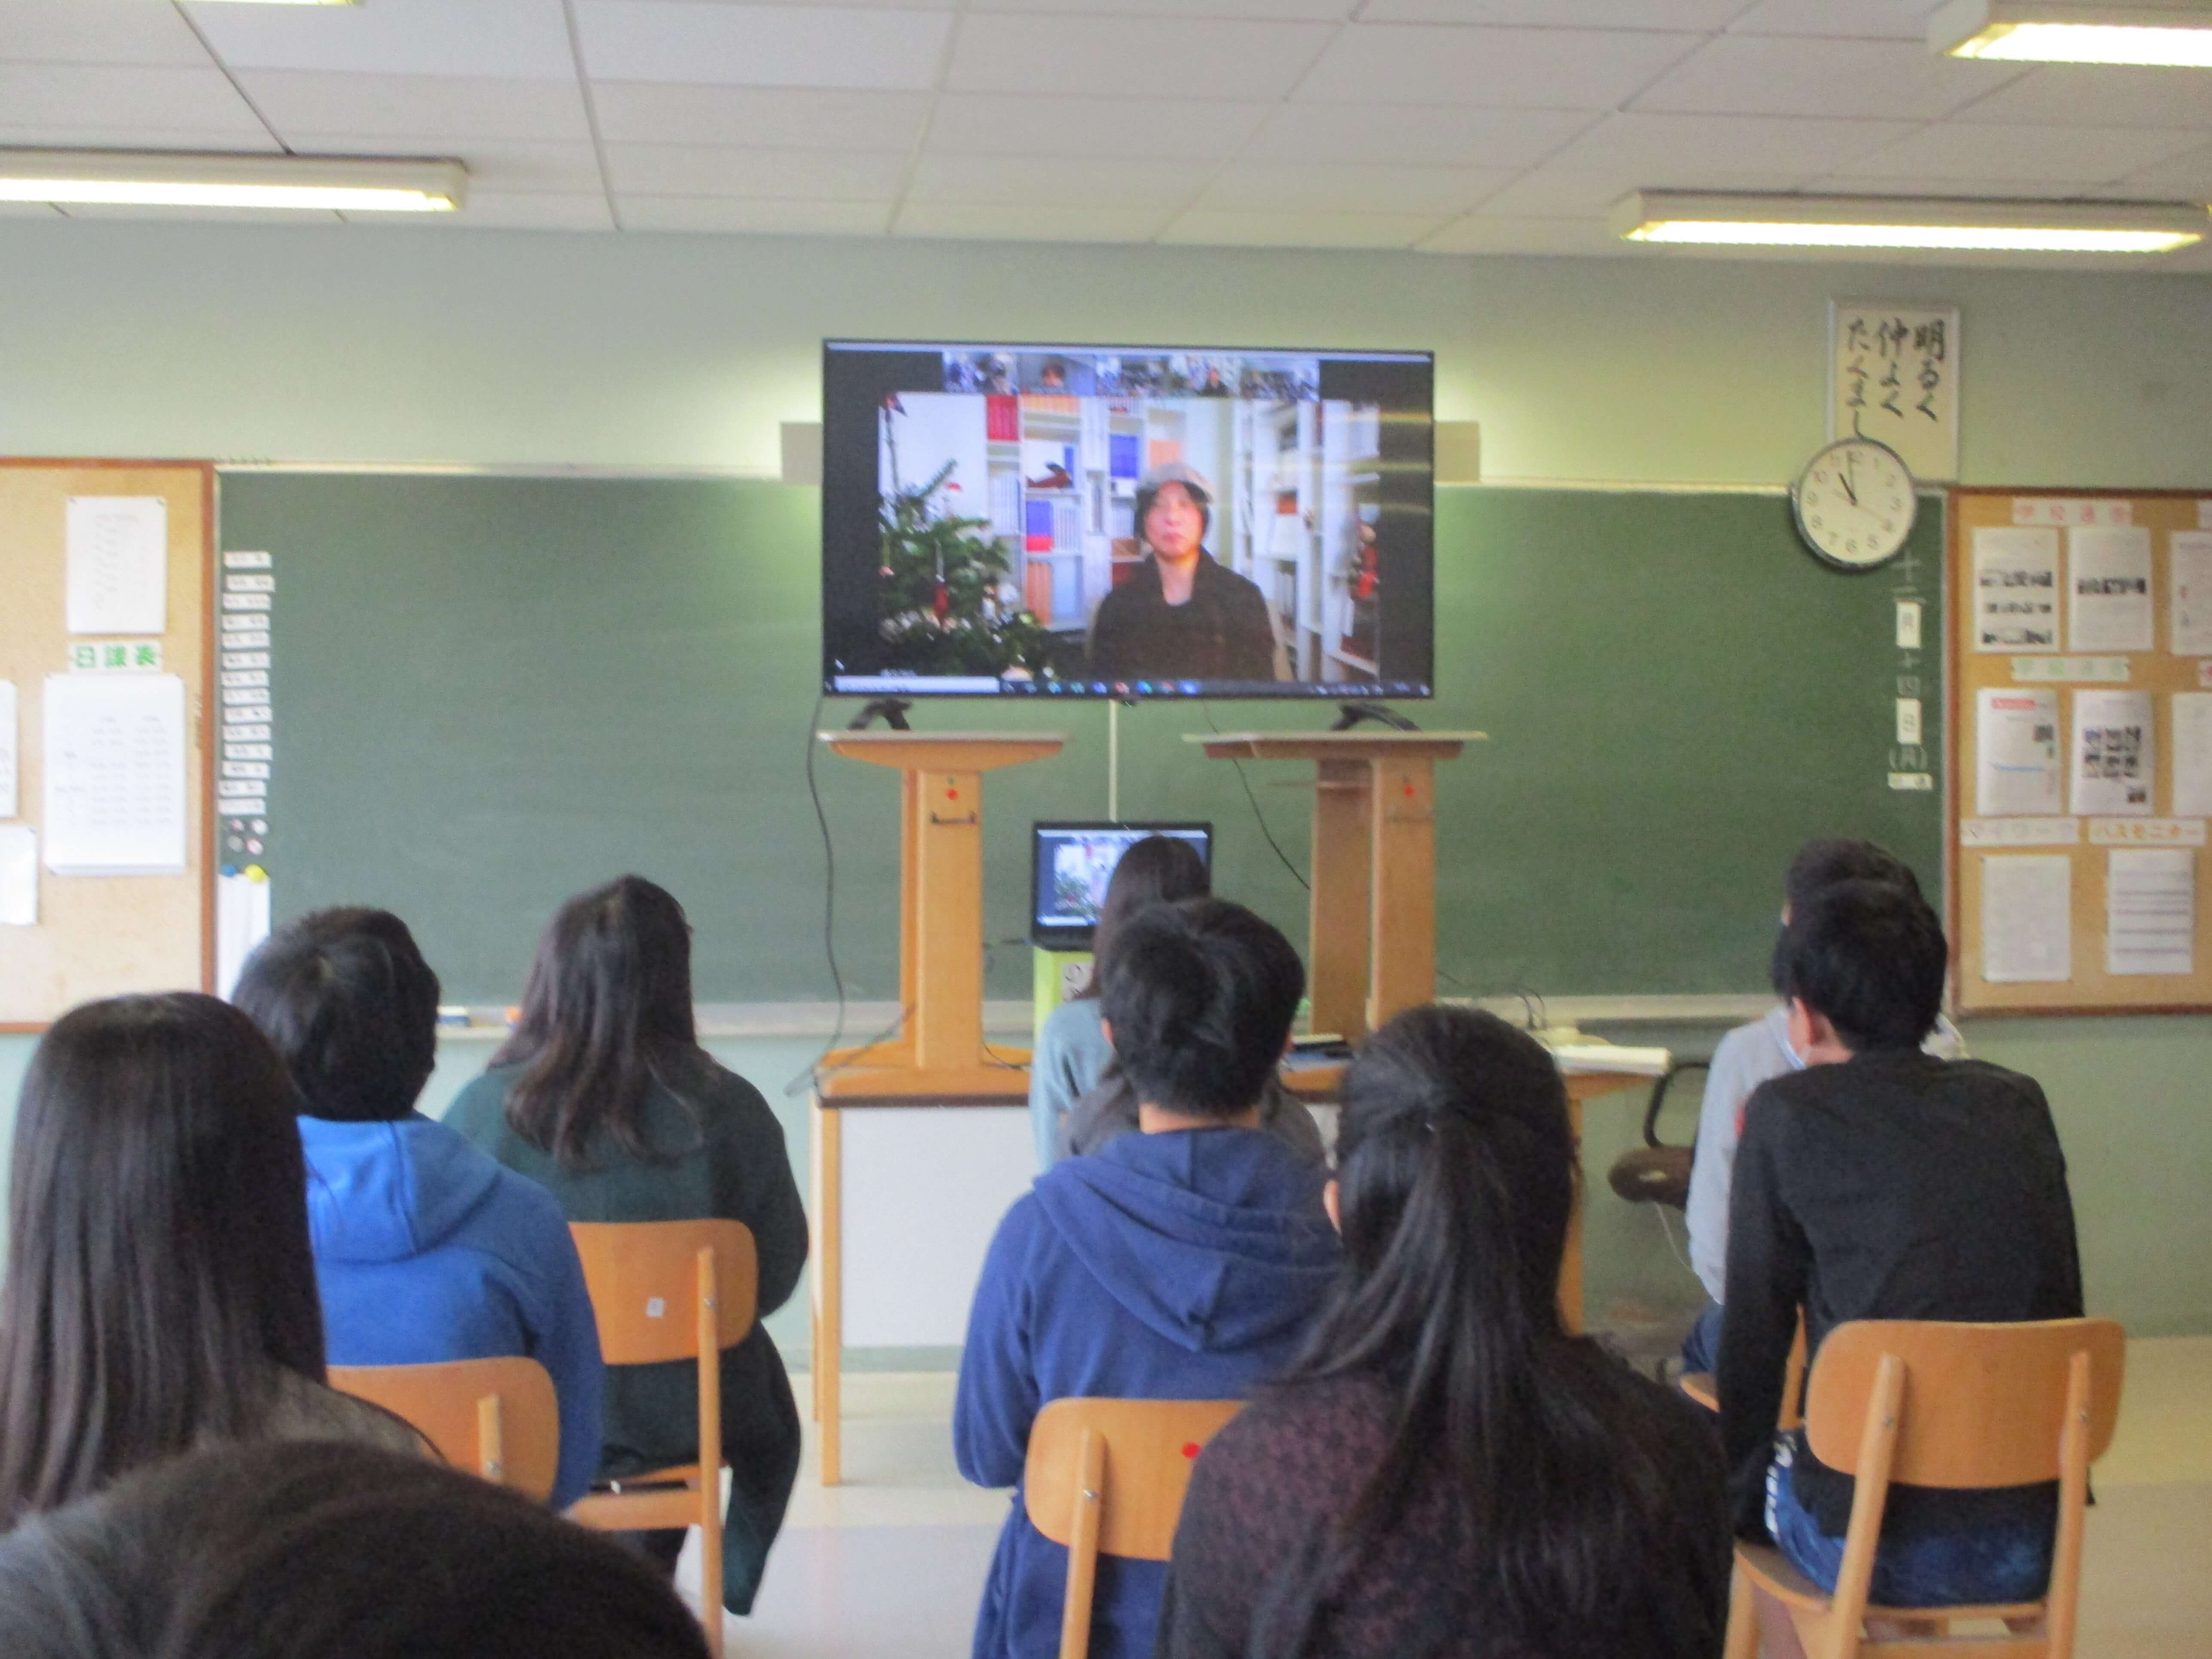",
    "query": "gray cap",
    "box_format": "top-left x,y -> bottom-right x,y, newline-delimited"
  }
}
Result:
1135,461 -> 1213,500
